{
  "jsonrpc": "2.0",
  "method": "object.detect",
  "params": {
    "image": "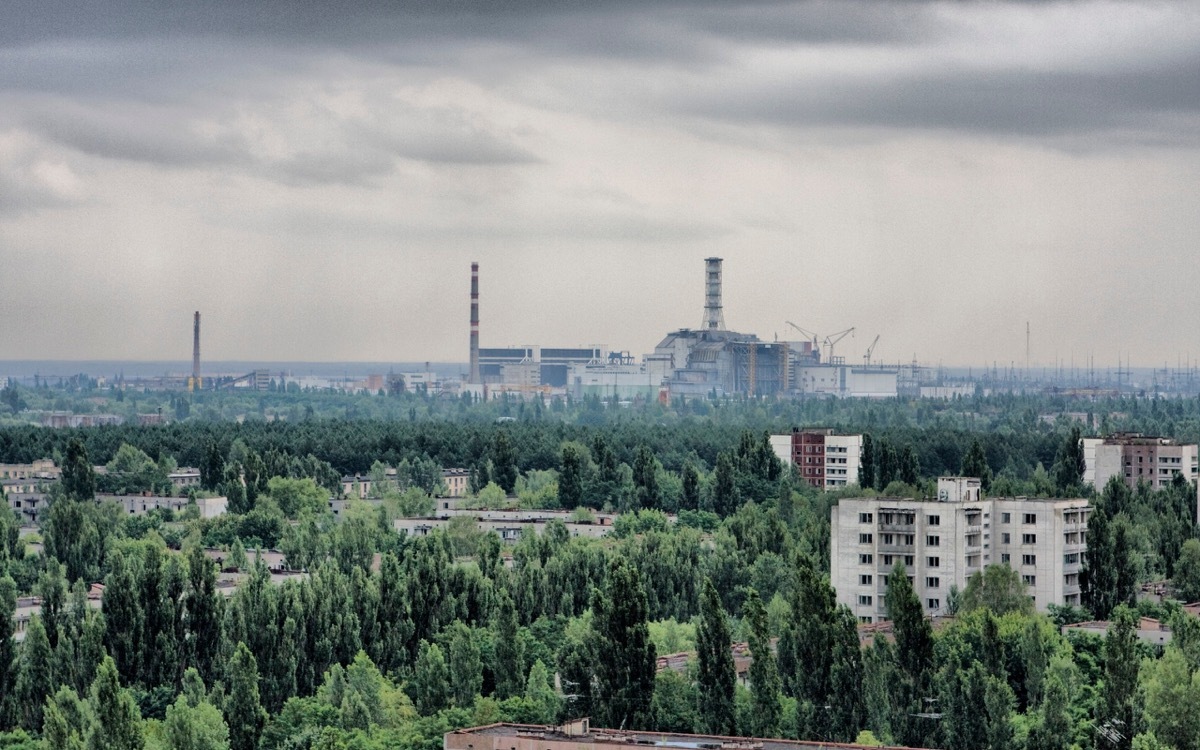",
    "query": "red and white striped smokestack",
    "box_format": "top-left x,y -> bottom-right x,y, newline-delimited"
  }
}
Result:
469,263 -> 481,384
